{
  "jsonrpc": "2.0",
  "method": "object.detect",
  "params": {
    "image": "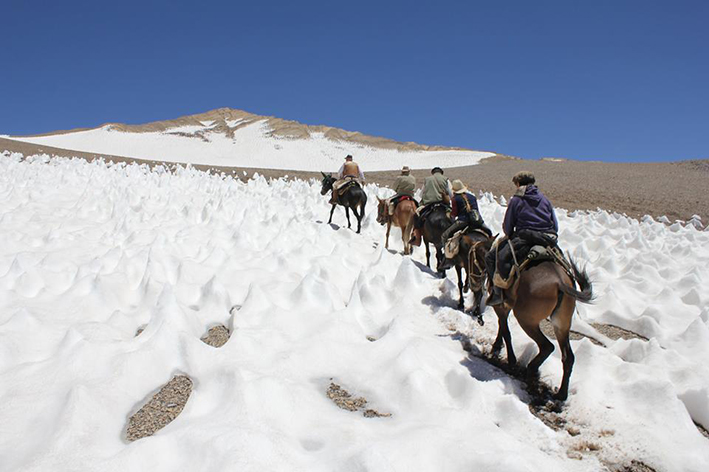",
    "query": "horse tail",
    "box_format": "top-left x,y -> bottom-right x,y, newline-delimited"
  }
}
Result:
558,256 -> 594,304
